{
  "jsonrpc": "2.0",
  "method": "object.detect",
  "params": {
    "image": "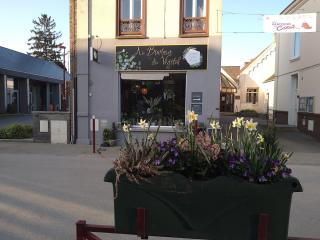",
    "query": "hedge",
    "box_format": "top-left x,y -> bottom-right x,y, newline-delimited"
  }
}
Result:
0,124 -> 33,139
